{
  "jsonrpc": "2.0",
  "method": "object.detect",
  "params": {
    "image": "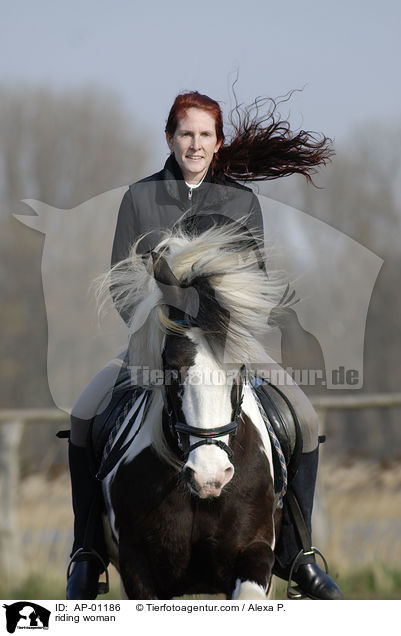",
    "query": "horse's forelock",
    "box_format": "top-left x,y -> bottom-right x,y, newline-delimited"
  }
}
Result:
100,221 -> 285,370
